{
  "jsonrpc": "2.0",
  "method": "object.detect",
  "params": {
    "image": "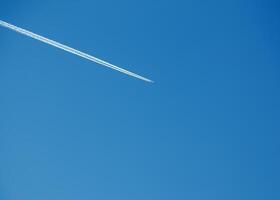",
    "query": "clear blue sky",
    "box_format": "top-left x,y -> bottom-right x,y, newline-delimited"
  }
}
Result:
1,0 -> 279,199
